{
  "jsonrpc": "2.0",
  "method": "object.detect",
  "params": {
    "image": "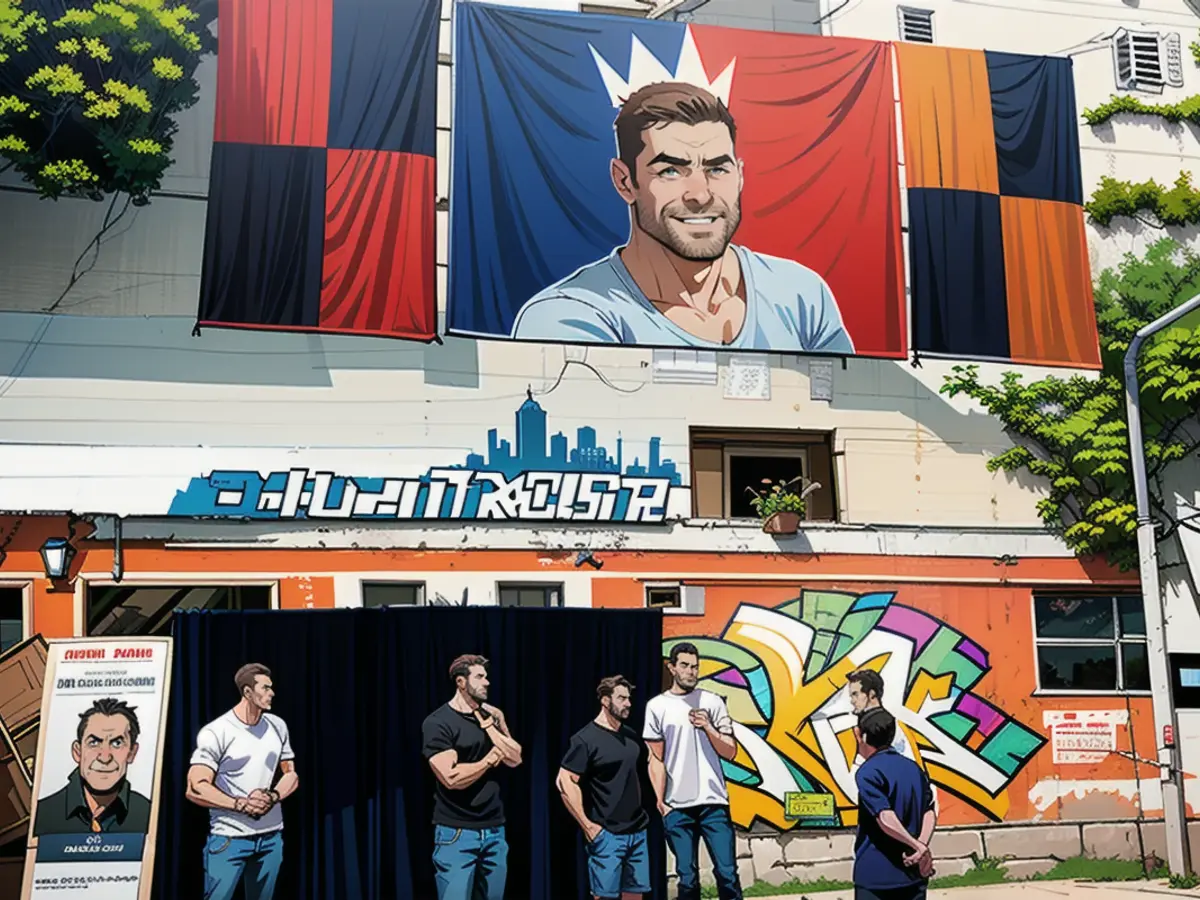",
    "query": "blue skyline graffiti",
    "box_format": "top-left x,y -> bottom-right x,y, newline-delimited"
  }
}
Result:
168,392 -> 680,522
464,389 -> 681,483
